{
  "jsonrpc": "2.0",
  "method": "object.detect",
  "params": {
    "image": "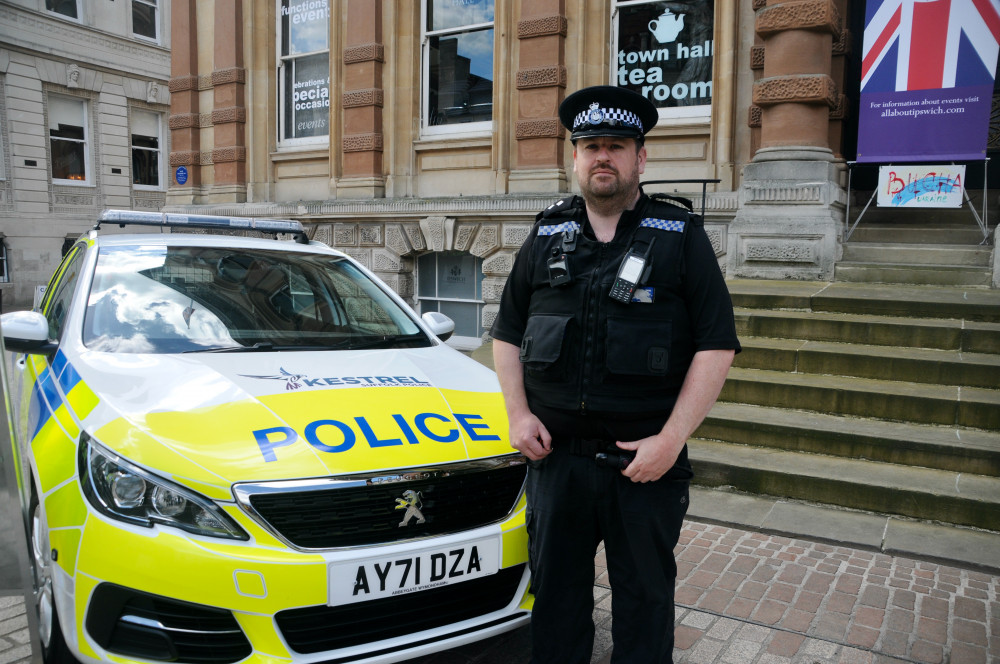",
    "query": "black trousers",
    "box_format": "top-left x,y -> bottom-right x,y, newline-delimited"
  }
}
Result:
525,446 -> 690,664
